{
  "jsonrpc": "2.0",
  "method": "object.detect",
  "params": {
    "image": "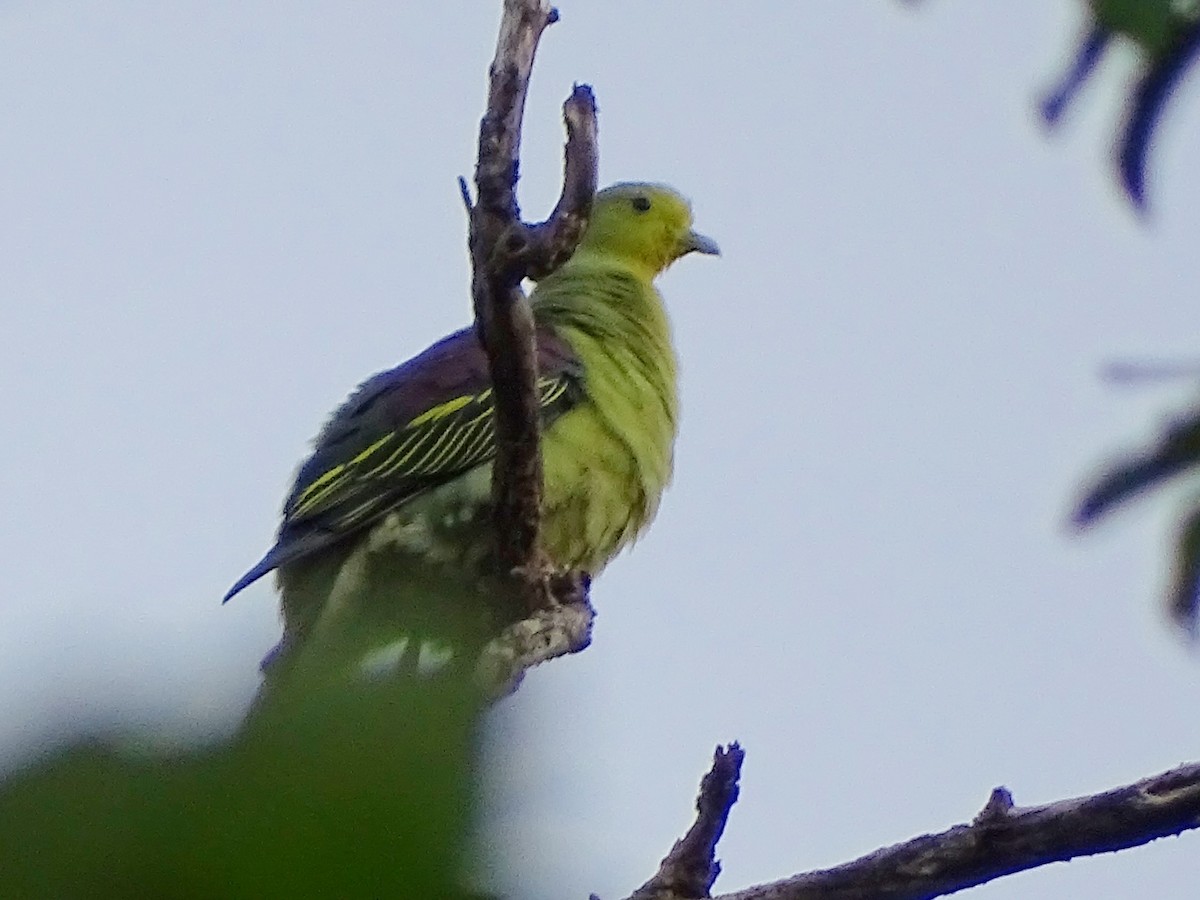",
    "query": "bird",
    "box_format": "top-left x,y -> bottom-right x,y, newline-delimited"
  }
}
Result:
224,182 -> 718,686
